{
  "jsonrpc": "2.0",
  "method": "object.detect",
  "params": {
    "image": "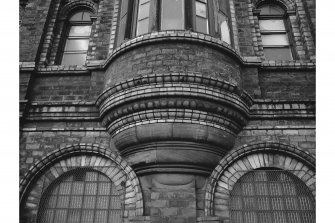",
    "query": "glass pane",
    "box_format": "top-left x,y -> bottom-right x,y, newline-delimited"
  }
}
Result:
261,34 -> 289,46
70,11 -> 92,22
81,210 -> 94,223
61,53 -> 87,65
161,0 -> 184,30
259,4 -> 284,15
83,196 -> 96,209
69,26 -> 91,37
67,210 -> 81,223
98,183 -> 111,195
264,48 -> 292,60
95,210 -> 108,223
72,182 -> 85,195
85,183 -> 97,195
54,210 -> 67,223
64,39 -> 89,51
196,1 -> 207,18
86,171 -> 98,181
260,20 -> 285,31
220,19 -> 231,44
57,196 -> 70,208
196,16 -> 208,34
59,182 -> 72,194
70,196 -> 82,208
138,1 -> 150,20
96,196 -> 110,209
137,18 -> 149,36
